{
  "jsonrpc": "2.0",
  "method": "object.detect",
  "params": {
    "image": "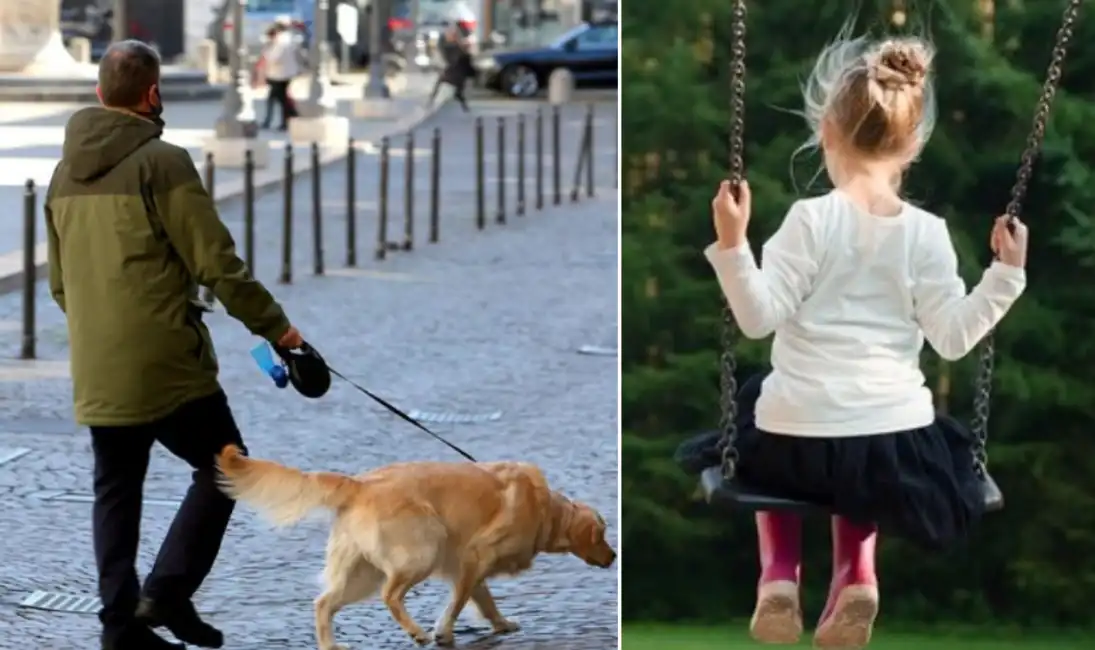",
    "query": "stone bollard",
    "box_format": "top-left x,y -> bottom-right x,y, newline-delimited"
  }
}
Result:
197,39 -> 219,84
548,68 -> 574,105
68,37 -> 91,64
